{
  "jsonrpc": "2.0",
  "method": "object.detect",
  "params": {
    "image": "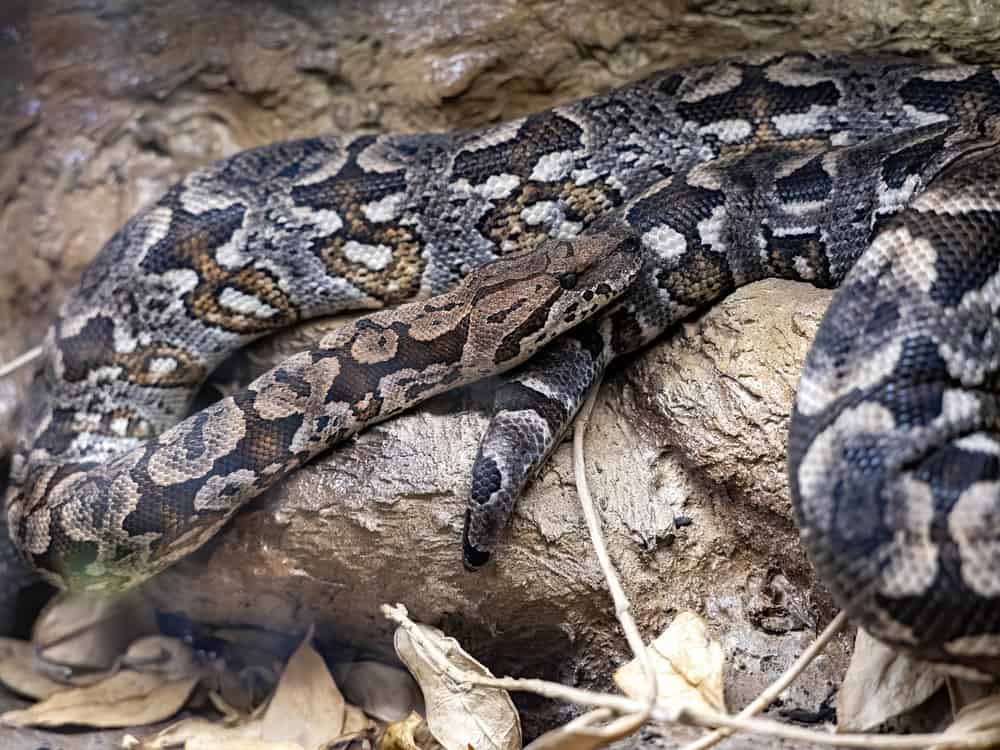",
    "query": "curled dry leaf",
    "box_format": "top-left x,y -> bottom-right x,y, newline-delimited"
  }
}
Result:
837,628 -> 946,732
0,669 -> 198,728
522,709 -> 617,750
380,710 -> 442,750
258,632 -> 347,747
0,637 -> 70,700
143,631 -> 347,750
929,694 -> 1000,750
124,636 -> 203,681
333,660 -> 424,722
33,591 -> 157,681
613,610 -> 726,714
387,604 -> 521,750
